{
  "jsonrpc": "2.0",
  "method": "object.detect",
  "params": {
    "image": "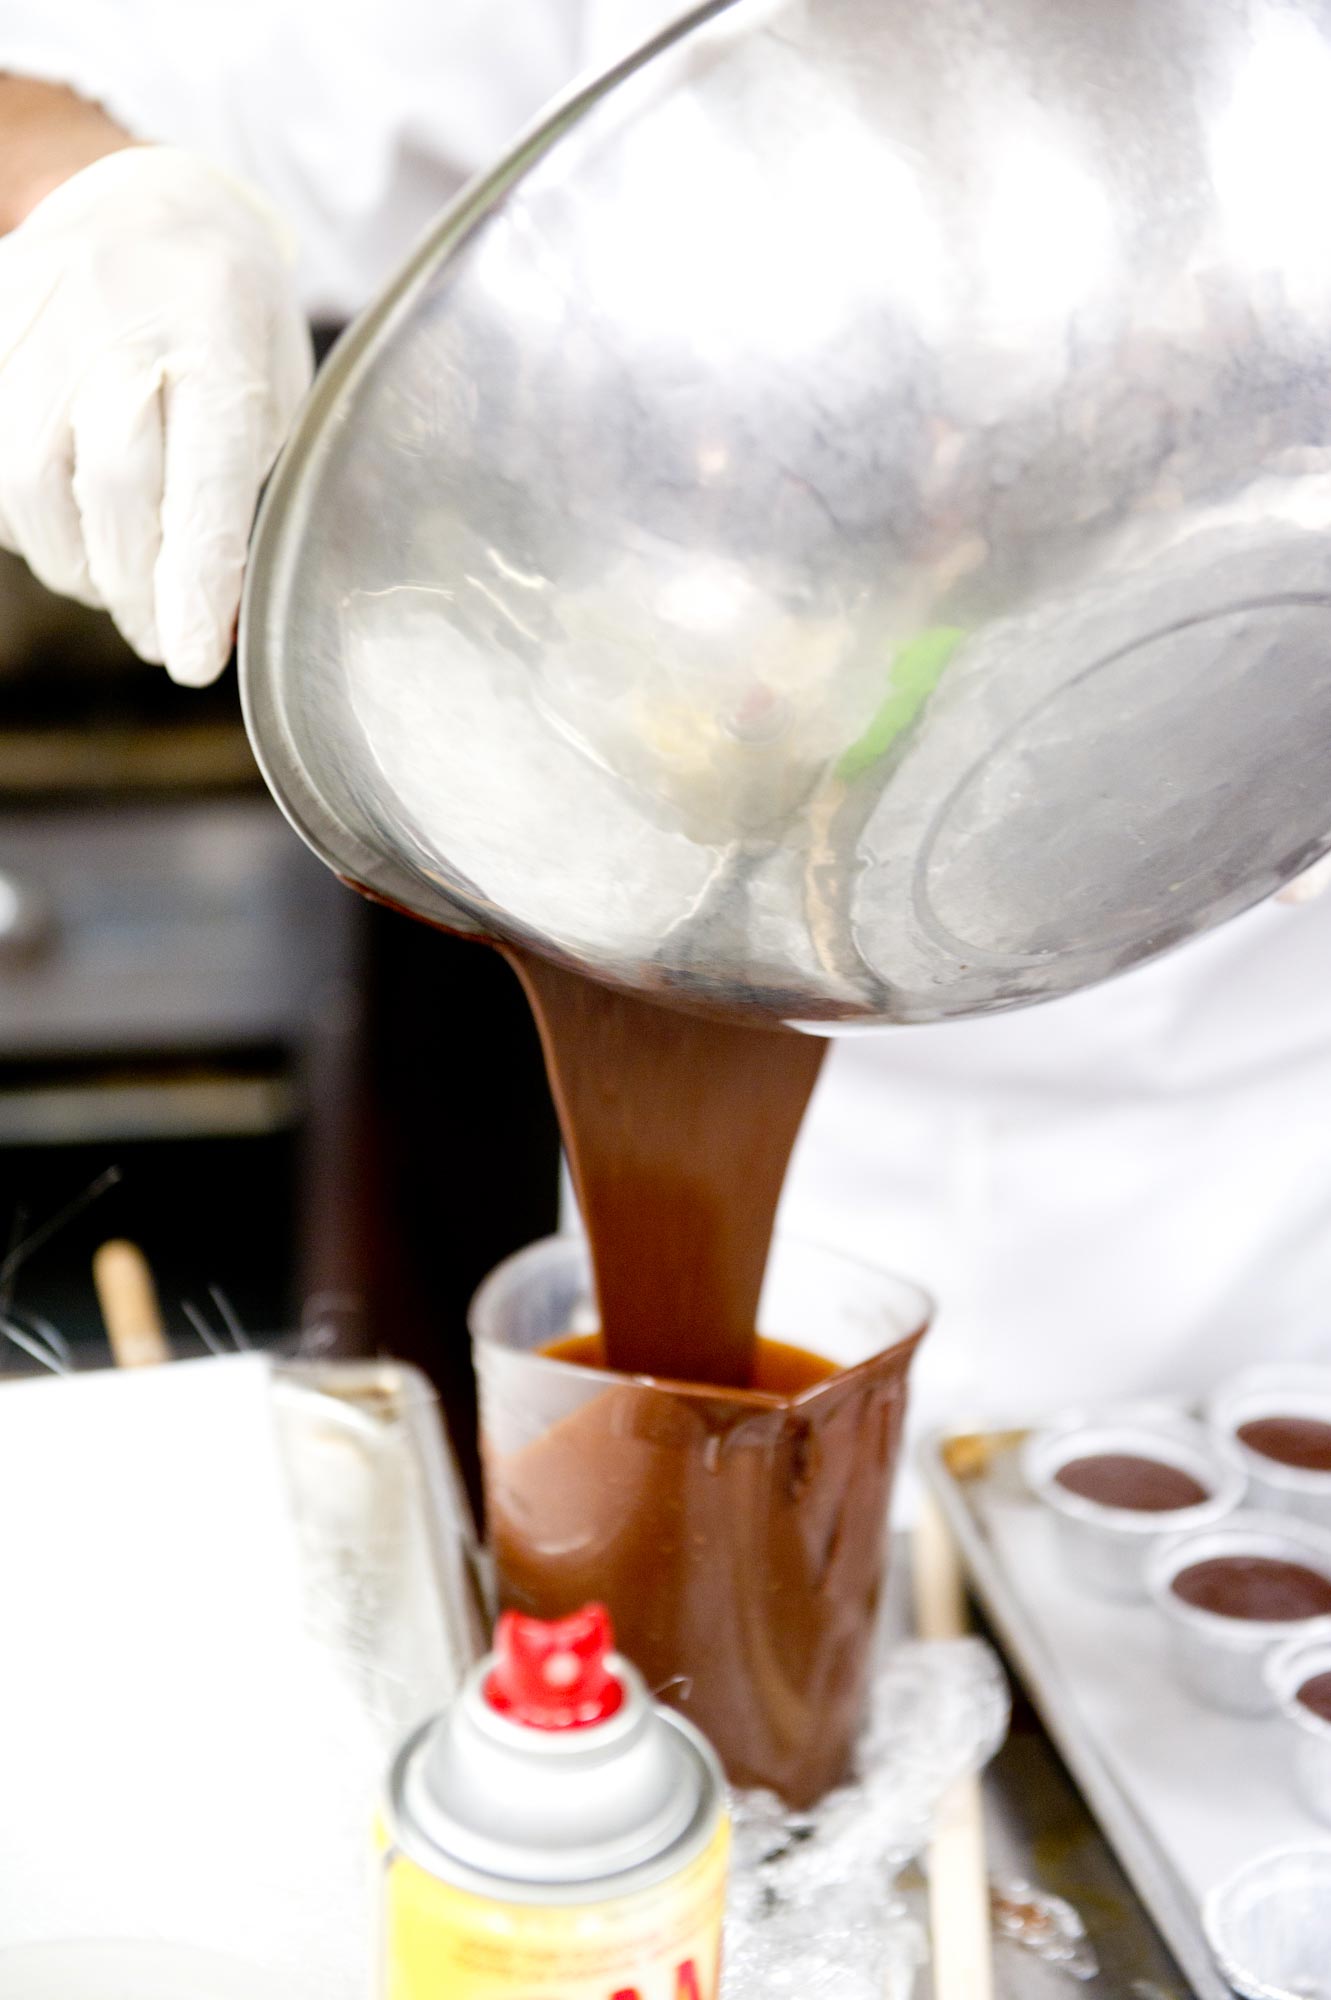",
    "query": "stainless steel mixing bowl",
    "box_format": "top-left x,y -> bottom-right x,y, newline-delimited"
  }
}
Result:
241,0 -> 1331,1026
